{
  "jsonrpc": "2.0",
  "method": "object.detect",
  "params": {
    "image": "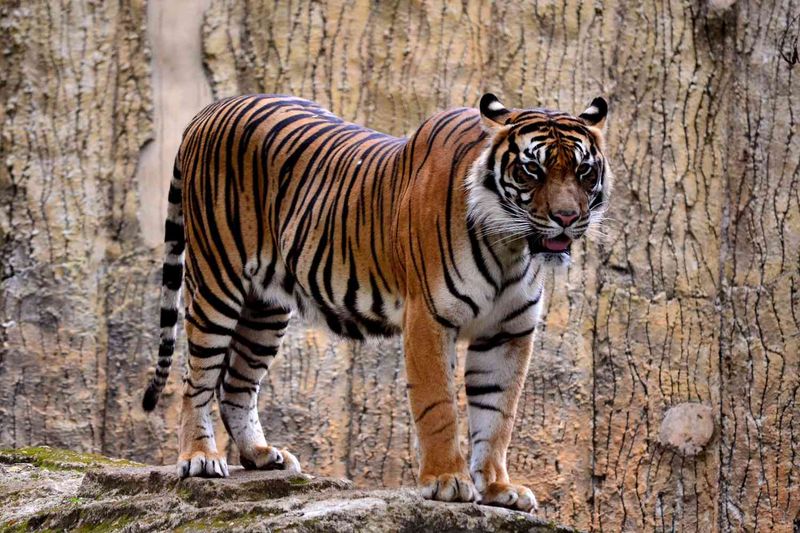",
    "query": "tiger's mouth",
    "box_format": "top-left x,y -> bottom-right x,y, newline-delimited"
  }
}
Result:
528,234 -> 573,255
